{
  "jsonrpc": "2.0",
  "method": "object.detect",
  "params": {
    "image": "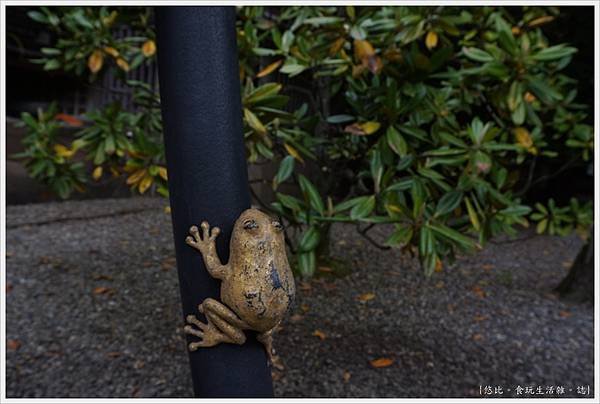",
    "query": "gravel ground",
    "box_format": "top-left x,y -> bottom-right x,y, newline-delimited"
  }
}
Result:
5,197 -> 594,398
